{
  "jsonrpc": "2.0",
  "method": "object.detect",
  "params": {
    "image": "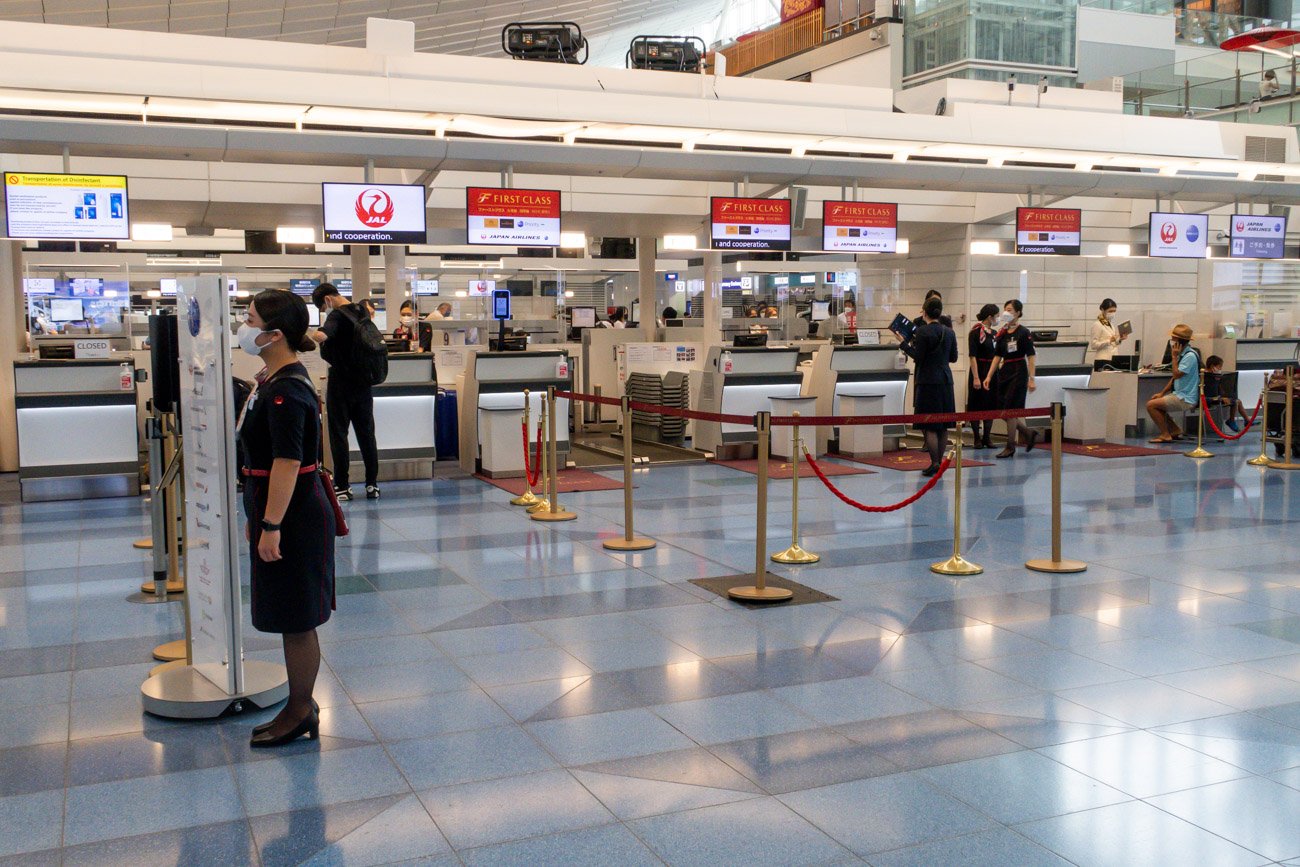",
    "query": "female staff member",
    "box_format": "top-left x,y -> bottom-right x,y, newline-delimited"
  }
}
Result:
967,304 -> 1001,449
895,296 -> 958,476
392,299 -> 418,344
985,299 -> 1039,458
1090,298 -> 1124,365
237,290 -> 336,748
